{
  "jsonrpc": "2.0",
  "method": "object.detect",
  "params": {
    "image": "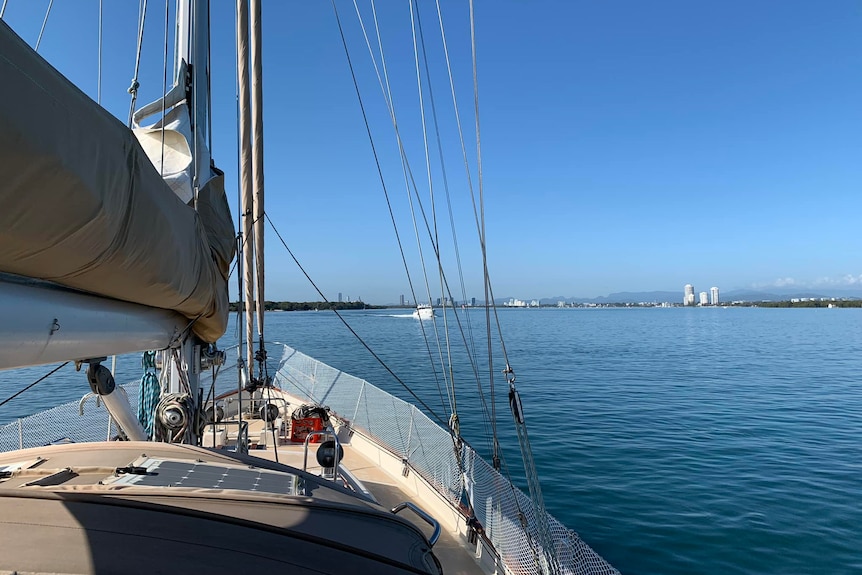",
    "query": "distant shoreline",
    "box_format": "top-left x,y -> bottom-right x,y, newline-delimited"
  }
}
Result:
228,301 -> 384,312
231,300 -> 862,310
